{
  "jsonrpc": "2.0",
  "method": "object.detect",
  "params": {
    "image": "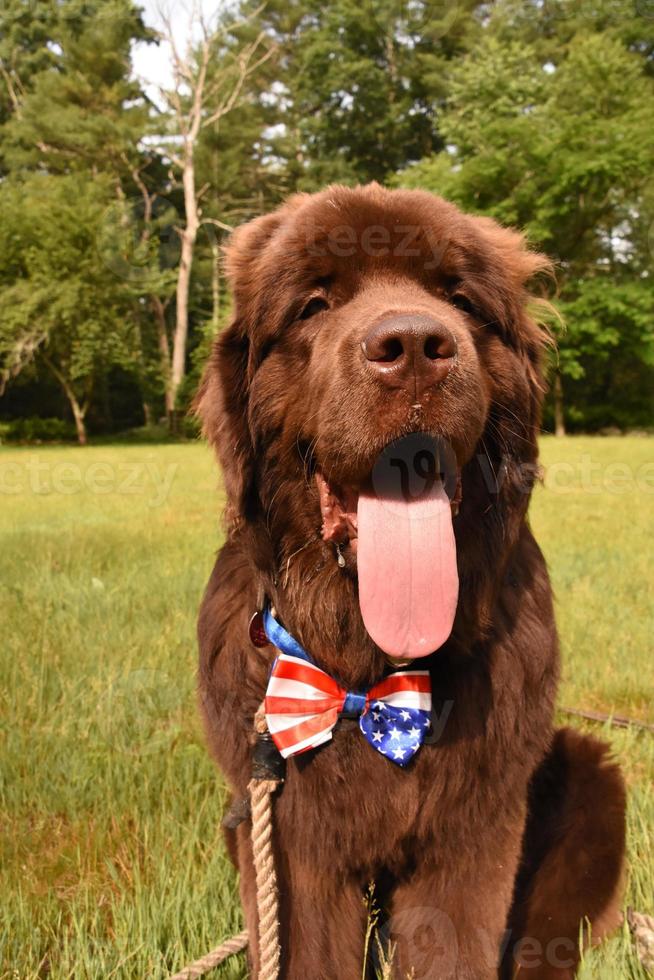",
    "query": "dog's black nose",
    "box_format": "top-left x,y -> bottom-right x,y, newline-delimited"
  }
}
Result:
361,314 -> 456,398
